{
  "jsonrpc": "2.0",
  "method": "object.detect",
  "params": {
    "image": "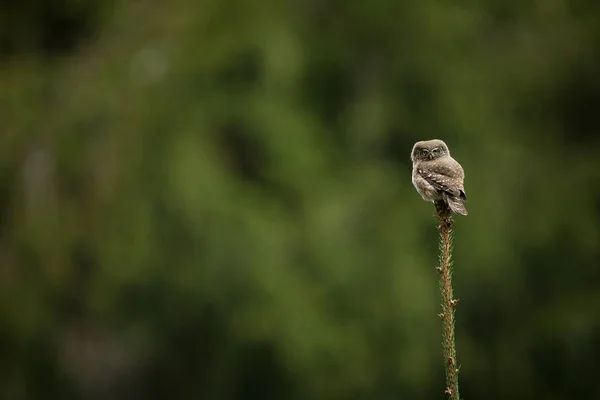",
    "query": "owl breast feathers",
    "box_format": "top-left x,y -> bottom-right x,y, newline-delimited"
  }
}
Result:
411,139 -> 468,216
